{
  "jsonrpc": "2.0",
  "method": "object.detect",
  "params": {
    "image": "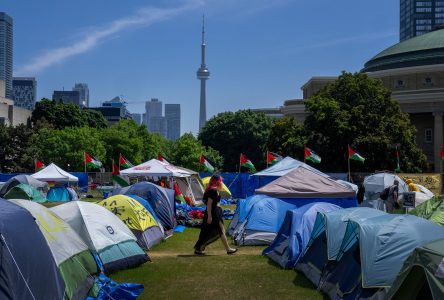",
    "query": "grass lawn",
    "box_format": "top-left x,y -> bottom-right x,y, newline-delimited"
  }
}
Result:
110,225 -> 326,299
